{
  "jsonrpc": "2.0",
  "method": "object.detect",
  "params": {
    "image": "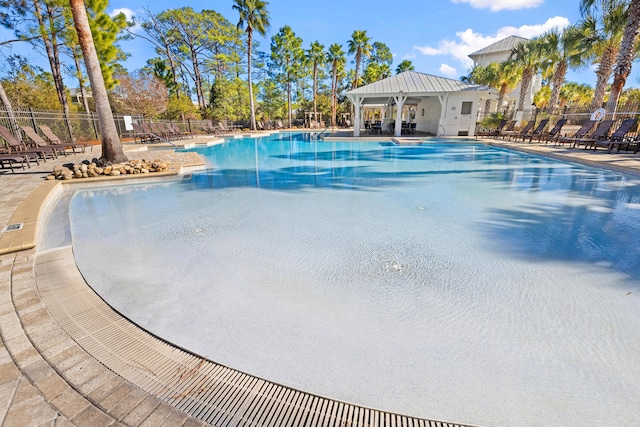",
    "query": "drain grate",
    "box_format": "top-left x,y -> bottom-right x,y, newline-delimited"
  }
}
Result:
3,223 -> 23,232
